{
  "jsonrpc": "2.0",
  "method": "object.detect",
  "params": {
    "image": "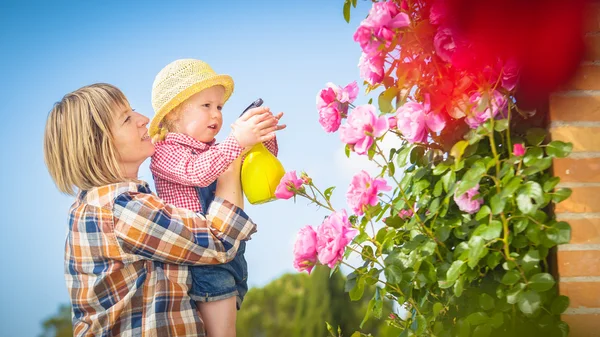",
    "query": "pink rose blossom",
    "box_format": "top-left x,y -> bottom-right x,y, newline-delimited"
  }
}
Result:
293,225 -> 318,274
347,170 -> 392,216
501,59 -> 520,91
399,209 -> 413,219
316,210 -> 358,268
358,52 -> 385,85
513,143 -> 526,157
395,100 -> 446,143
300,172 -> 312,185
388,116 -> 398,129
429,1 -> 447,25
318,105 -> 342,133
454,184 -> 484,214
465,90 -> 508,129
316,82 -> 359,133
275,171 -> 304,199
434,27 -> 457,63
339,104 -> 389,155
354,2 -> 410,54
